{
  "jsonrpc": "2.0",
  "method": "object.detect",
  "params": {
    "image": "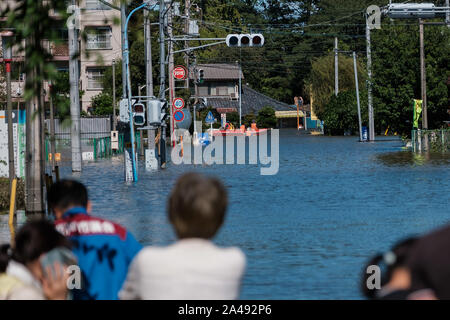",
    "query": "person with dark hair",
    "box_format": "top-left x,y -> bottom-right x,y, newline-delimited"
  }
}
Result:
361,237 -> 419,300
0,219 -> 72,300
47,179 -> 142,300
119,173 -> 246,300
405,224 -> 450,300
